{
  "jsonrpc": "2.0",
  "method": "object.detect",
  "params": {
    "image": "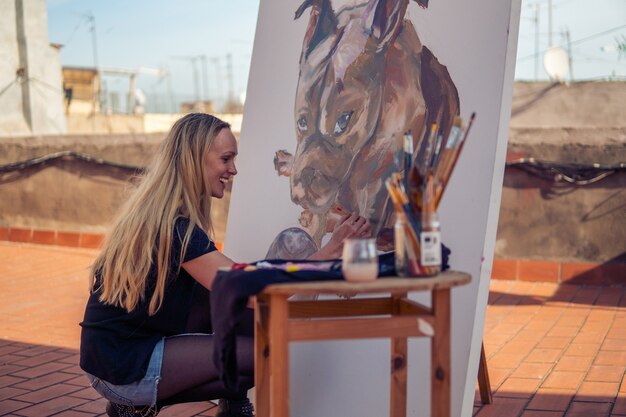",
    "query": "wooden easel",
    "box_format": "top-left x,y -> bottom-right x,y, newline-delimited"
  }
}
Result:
477,342 -> 493,404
